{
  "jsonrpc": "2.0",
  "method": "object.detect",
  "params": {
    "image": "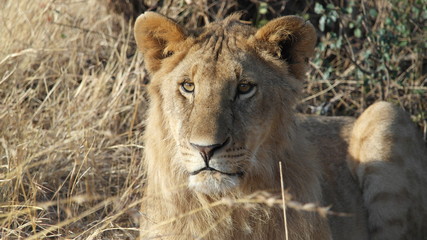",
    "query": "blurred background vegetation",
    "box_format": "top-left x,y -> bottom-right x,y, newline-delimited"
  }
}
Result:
0,0 -> 425,239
